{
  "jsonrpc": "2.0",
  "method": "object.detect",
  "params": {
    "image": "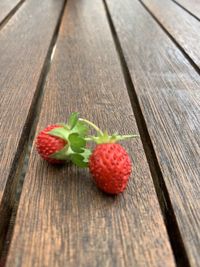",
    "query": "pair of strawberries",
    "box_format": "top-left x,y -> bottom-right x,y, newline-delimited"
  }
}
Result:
36,113 -> 137,194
